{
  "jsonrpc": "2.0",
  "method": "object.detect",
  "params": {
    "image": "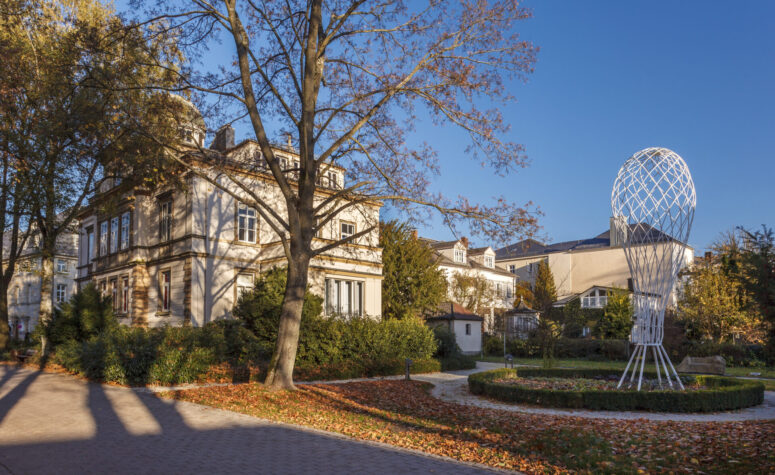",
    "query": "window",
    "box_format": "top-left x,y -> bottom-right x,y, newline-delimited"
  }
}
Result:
238,204 -> 257,243
160,271 -> 171,311
328,171 -> 339,189
484,256 -> 494,268
527,263 -> 535,276
55,284 -> 67,304
110,217 -> 119,253
496,282 -> 503,297
121,277 -> 129,313
160,200 -> 172,242
325,278 -> 363,317
120,212 -> 130,250
56,259 -> 67,273
454,248 -> 466,263
340,221 -> 355,240
236,272 -> 254,298
509,264 -> 516,274
506,285 -> 513,299
465,323 -> 471,335
86,227 -> 94,262
100,221 -> 108,256
110,278 -> 118,310
100,280 -> 107,296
